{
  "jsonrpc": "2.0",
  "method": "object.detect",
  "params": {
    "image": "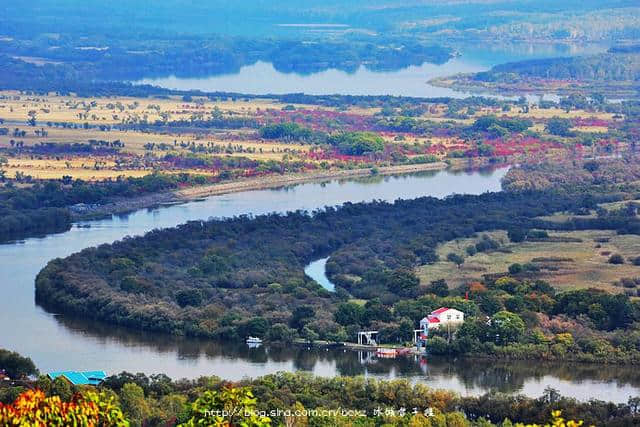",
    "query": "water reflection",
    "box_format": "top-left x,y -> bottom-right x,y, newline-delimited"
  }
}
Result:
54,315 -> 640,402
138,44 -> 607,98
